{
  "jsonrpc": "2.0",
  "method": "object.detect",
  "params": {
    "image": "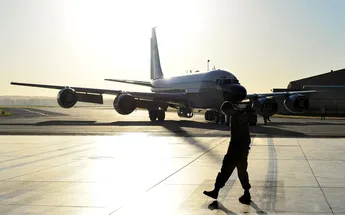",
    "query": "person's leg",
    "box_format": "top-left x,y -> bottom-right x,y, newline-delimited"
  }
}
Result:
203,152 -> 236,199
237,151 -> 251,204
